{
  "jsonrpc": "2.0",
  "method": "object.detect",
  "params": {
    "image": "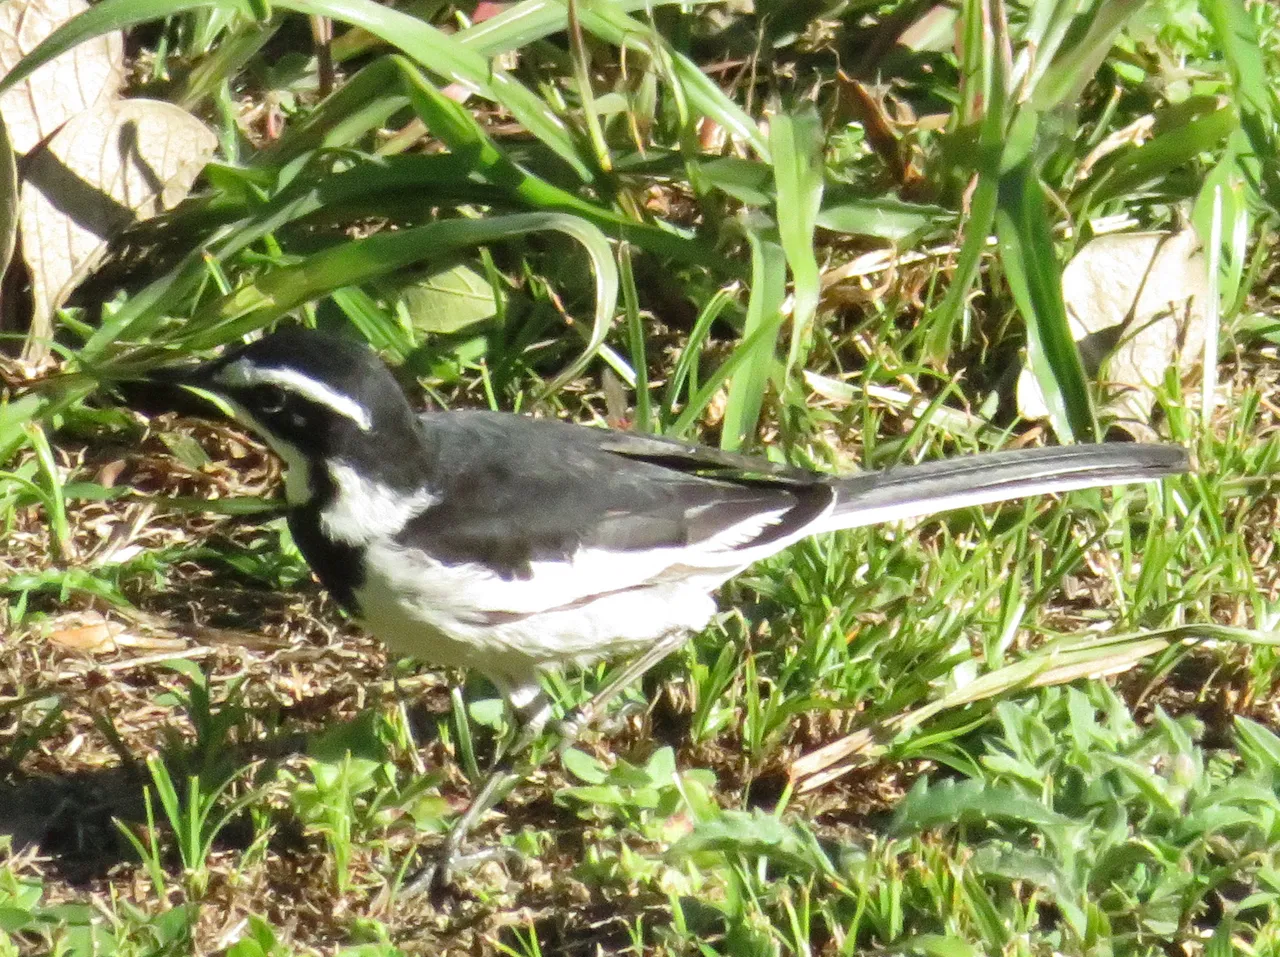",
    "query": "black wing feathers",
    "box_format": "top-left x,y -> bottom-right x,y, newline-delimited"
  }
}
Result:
396,412 -> 829,579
